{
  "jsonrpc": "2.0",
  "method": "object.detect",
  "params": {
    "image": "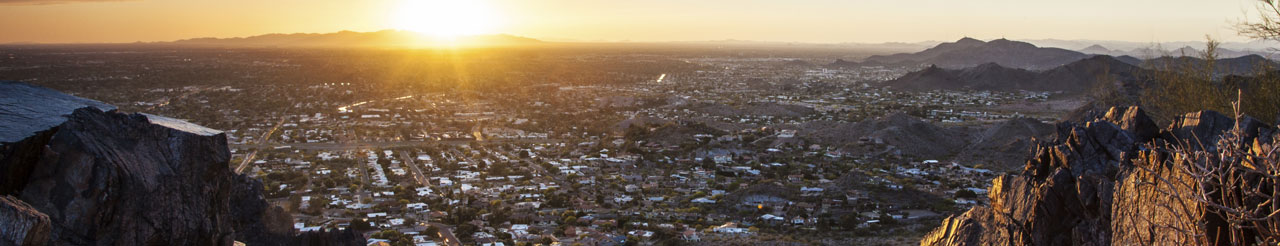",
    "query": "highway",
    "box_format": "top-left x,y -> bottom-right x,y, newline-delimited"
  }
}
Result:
234,115 -> 289,174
